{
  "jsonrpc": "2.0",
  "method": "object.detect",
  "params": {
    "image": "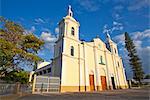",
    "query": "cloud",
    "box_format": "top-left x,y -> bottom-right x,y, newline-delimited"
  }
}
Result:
114,5 -> 124,11
113,29 -> 150,46
24,26 -> 36,34
103,21 -> 124,35
41,27 -> 51,32
55,27 -> 59,34
103,24 -> 111,34
131,29 -> 150,41
34,18 -> 45,24
113,33 -> 125,45
112,21 -> 123,31
128,0 -> 150,11
30,26 -> 36,32
139,47 -> 150,74
40,31 -> 58,43
113,29 -> 150,75
77,0 -> 100,12
39,31 -> 58,60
